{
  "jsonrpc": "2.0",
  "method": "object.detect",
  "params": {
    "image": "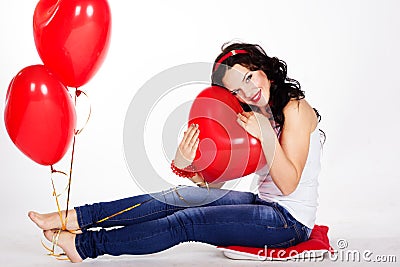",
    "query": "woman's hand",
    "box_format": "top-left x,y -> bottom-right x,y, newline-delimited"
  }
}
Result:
173,123 -> 200,169
236,111 -> 271,141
